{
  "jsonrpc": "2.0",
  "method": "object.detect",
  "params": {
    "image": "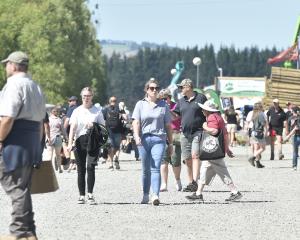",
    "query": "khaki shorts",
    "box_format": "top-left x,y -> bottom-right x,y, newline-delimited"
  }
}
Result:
162,133 -> 181,167
199,159 -> 233,186
180,133 -> 201,161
